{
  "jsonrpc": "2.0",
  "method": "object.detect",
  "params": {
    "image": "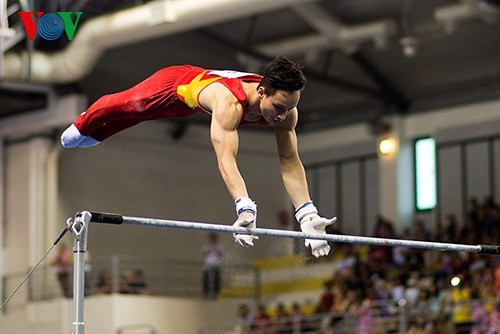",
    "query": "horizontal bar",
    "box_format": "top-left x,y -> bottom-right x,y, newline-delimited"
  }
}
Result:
85,211 -> 499,255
